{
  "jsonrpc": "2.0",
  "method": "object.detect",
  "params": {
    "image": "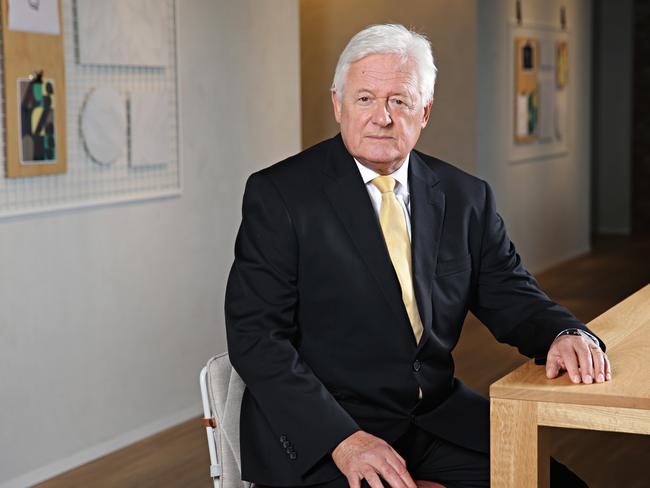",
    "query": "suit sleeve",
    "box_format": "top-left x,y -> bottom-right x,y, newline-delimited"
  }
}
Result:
469,181 -> 605,358
225,172 -> 360,477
